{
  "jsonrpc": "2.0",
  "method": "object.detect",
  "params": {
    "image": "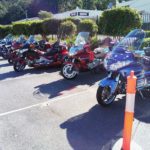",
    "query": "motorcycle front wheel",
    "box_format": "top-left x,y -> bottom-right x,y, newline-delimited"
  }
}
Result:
8,58 -> 13,64
2,53 -> 8,59
61,63 -> 78,80
96,86 -> 116,107
13,60 -> 26,72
